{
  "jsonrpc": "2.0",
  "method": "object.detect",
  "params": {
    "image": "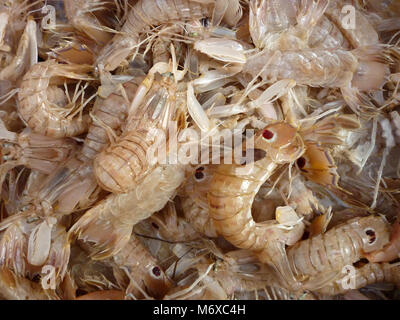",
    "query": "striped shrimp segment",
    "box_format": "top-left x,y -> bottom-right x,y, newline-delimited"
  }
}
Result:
243,49 -> 359,88
79,79 -> 141,162
0,117 -> 76,182
208,122 -> 304,251
281,216 -> 391,289
18,60 -> 94,138
316,262 -> 400,296
93,62 -> 187,194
